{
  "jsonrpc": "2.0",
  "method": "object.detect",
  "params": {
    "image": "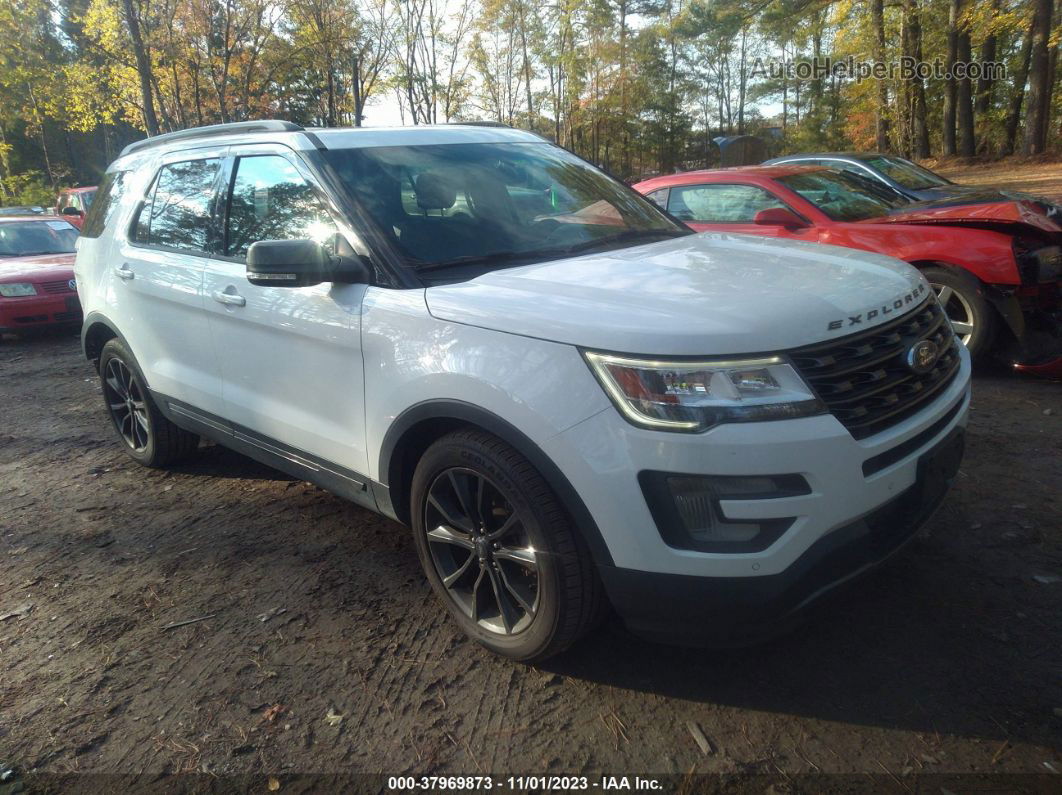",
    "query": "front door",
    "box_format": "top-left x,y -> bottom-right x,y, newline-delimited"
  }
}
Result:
201,147 -> 370,476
